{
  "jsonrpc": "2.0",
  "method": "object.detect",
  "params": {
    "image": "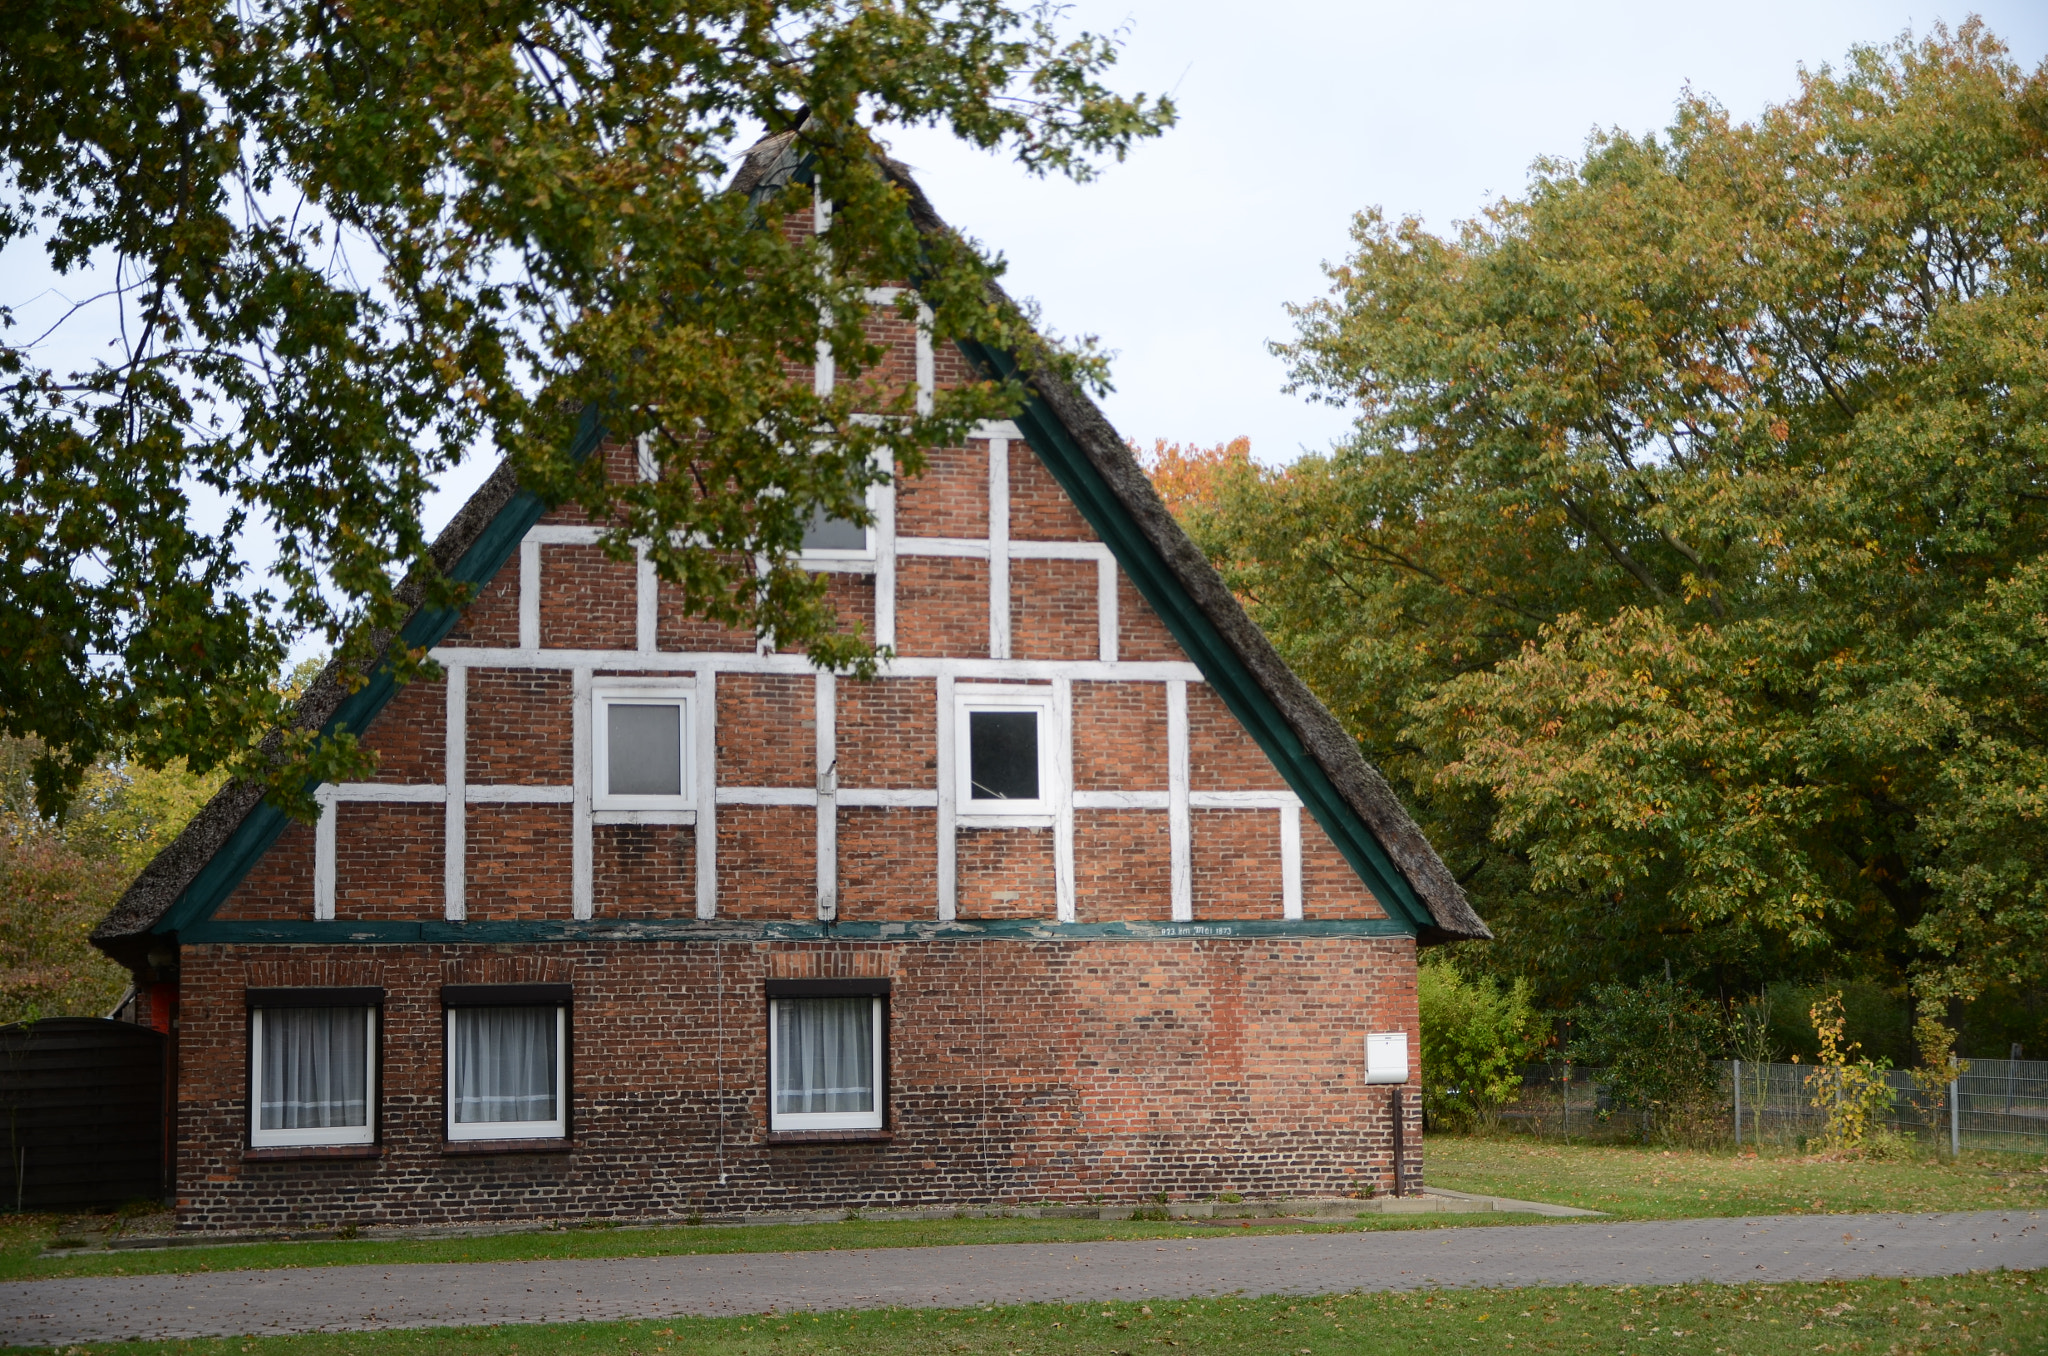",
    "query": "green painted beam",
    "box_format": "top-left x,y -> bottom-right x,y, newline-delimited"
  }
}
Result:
180,916 -> 1413,946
